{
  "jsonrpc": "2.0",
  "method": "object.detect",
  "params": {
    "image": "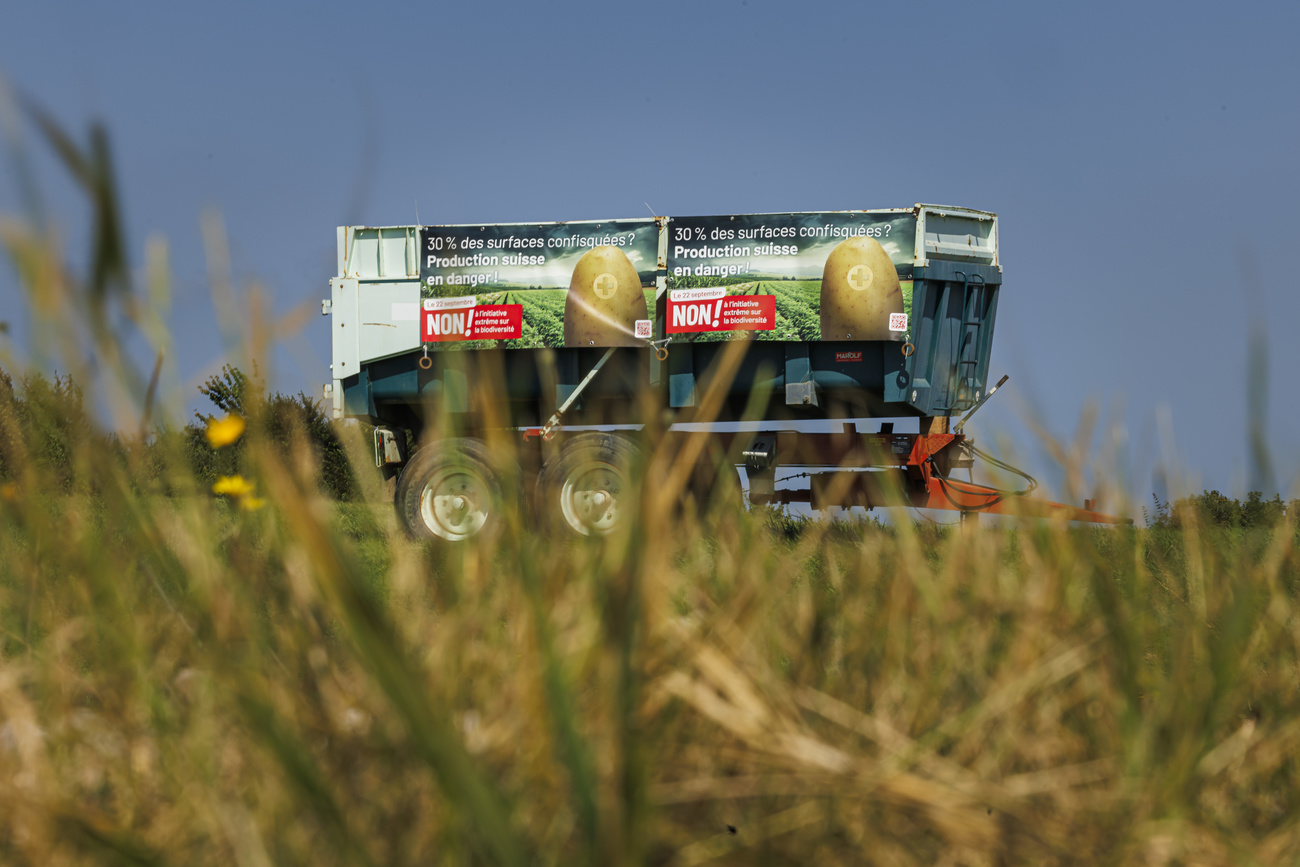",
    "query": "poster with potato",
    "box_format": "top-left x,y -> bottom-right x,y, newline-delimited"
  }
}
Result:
419,219 -> 659,350
663,212 -> 915,343
417,211 -> 917,351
